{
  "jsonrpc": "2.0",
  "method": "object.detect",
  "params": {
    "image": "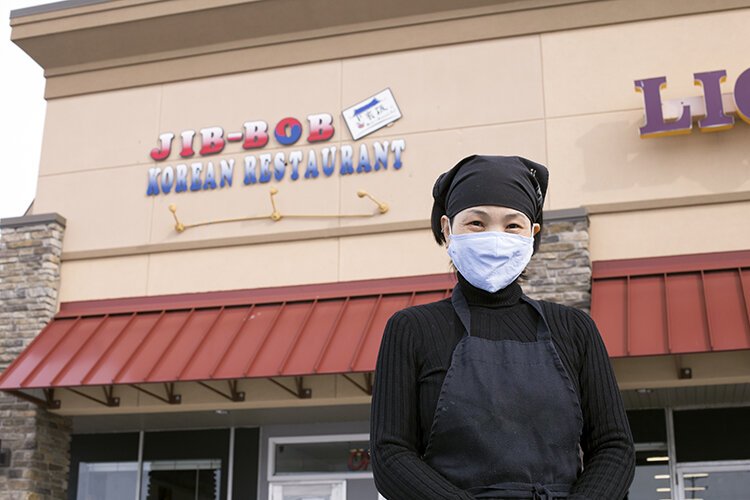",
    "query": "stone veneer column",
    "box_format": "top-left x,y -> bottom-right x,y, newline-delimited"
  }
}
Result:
524,208 -> 591,311
0,214 -> 72,500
